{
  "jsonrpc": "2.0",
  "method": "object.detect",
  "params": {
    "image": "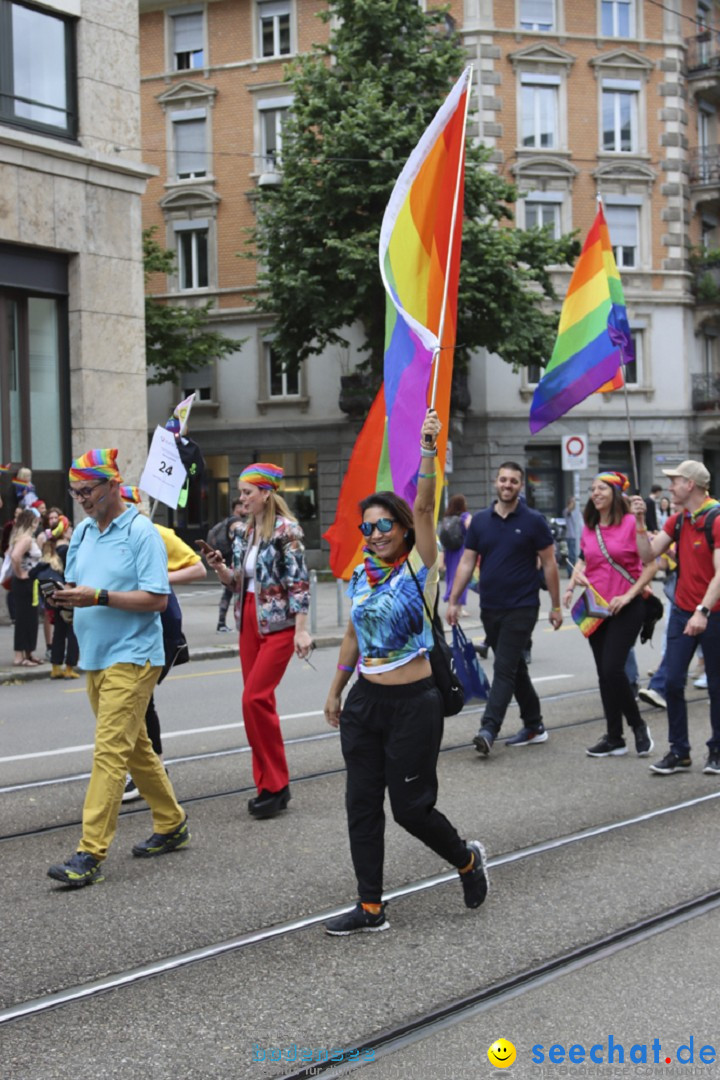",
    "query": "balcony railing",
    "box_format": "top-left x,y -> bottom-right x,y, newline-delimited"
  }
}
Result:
689,146 -> 720,185
692,373 -> 720,411
686,32 -> 720,74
